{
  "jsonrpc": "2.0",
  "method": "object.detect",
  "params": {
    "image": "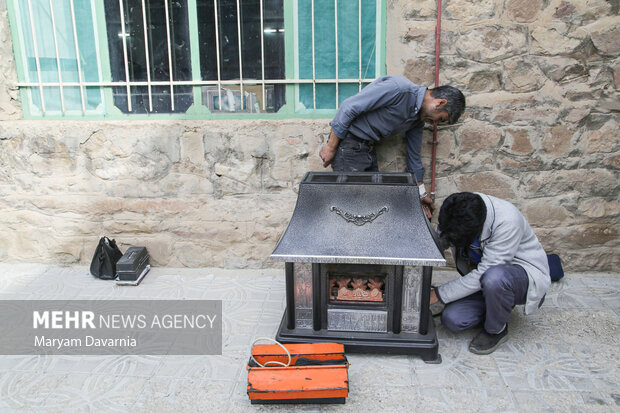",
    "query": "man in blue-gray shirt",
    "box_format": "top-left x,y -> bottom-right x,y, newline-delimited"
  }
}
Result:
319,75 -> 465,216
